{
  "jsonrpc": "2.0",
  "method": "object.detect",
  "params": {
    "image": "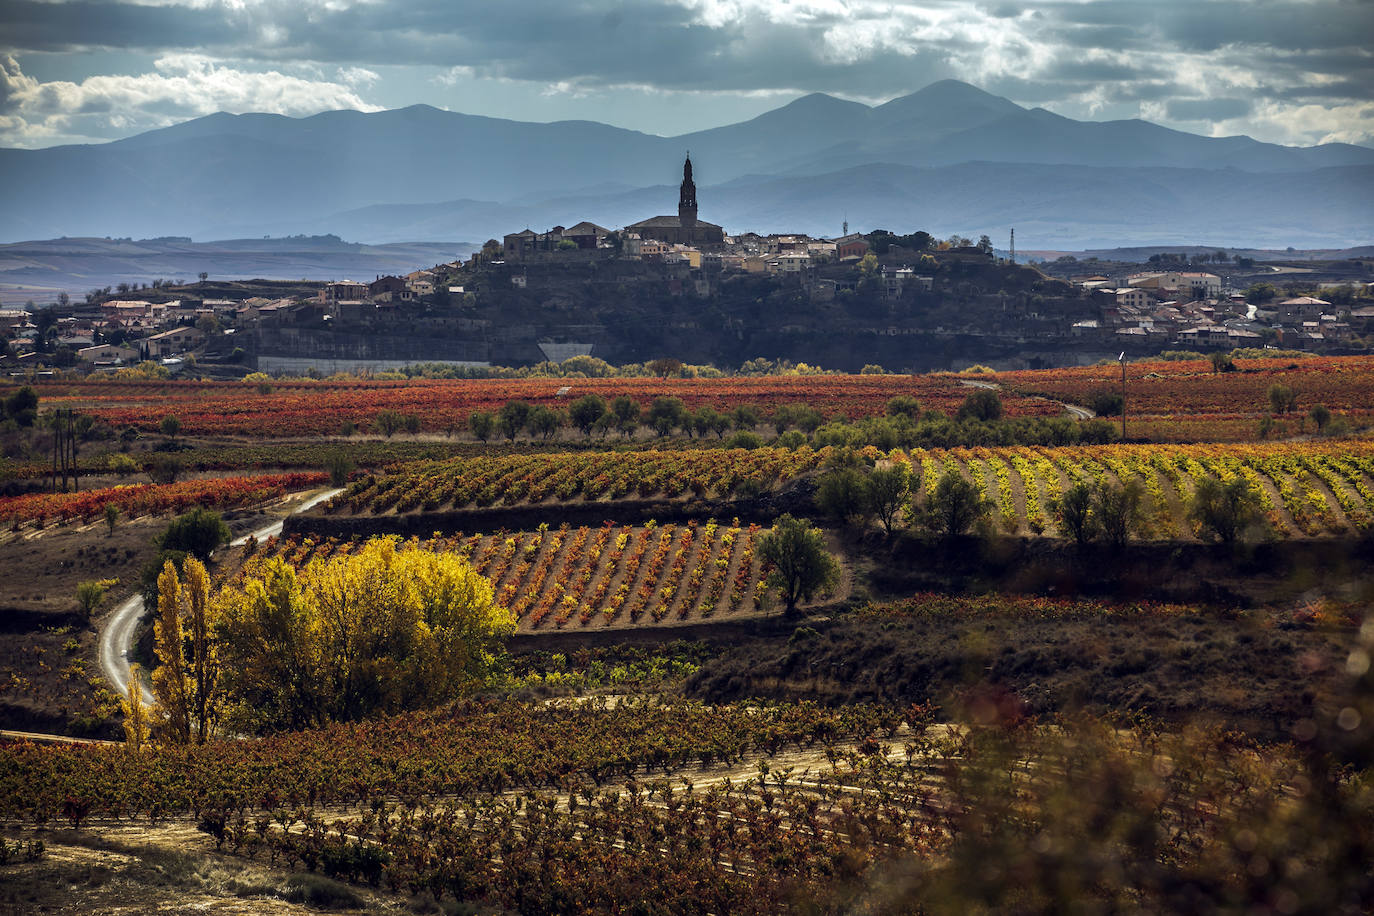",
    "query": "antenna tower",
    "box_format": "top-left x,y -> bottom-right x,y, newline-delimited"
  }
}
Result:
1009,228 -> 1015,264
